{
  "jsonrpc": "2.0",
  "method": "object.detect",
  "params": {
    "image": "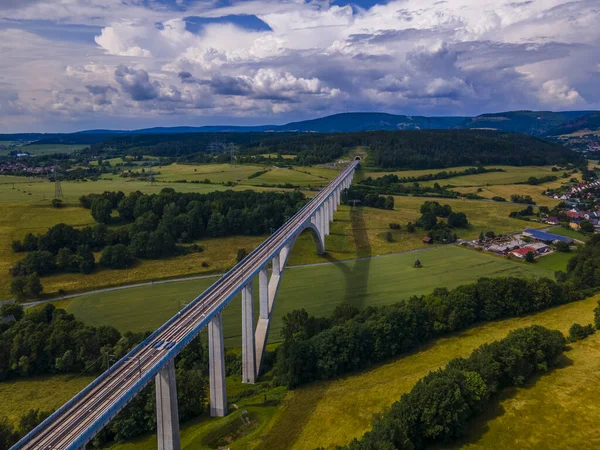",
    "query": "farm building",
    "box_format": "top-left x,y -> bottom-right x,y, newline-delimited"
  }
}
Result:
522,228 -> 574,244
510,247 -> 537,258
